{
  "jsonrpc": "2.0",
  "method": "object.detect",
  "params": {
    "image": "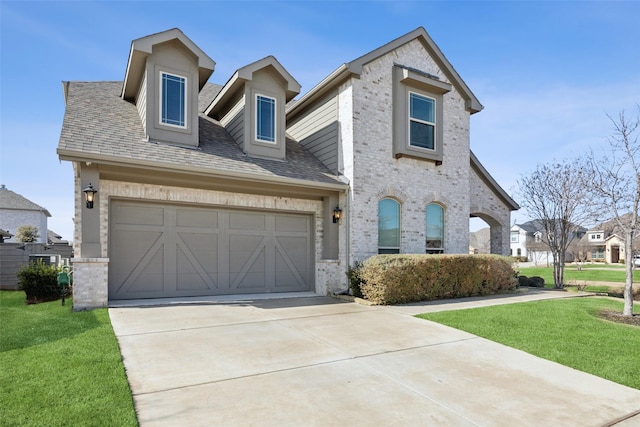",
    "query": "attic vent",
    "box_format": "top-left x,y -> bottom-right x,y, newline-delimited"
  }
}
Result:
394,63 -> 440,81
